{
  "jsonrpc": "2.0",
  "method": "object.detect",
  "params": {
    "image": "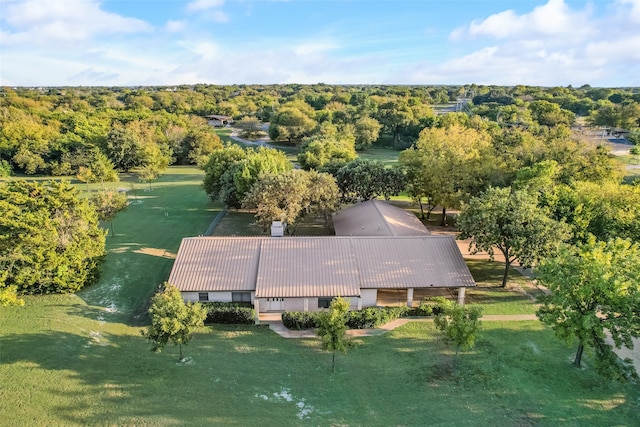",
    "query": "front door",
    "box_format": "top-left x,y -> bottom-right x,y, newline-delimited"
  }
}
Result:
267,297 -> 285,311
